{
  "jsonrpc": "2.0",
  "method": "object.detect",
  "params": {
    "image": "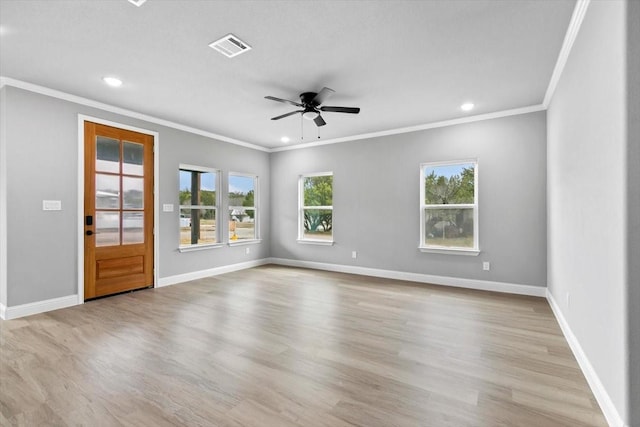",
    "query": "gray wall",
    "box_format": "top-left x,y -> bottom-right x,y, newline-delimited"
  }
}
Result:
2,86 -> 269,306
627,0 -> 640,423
547,0 -> 629,423
270,111 -> 547,287
0,86 -> 7,307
